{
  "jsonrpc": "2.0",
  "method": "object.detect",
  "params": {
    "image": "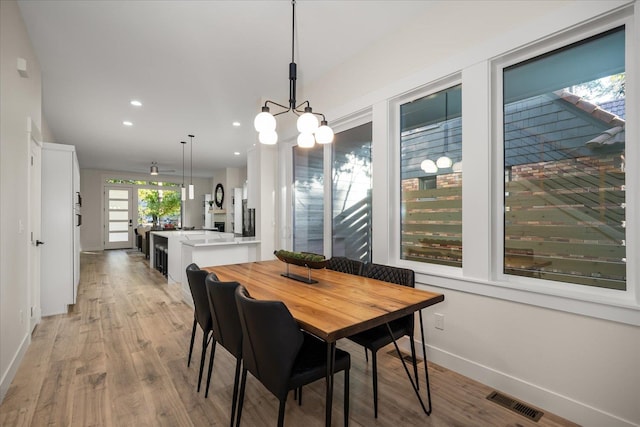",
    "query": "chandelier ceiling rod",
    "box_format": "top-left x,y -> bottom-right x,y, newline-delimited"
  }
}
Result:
289,0 -> 296,112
